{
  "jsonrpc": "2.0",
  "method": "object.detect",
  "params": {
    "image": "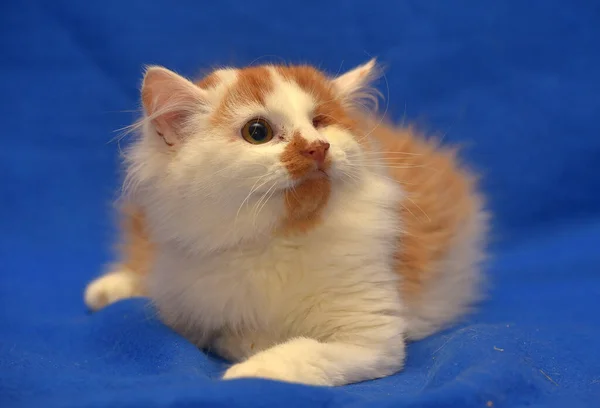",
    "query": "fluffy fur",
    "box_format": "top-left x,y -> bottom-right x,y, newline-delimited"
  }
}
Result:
84,59 -> 488,386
